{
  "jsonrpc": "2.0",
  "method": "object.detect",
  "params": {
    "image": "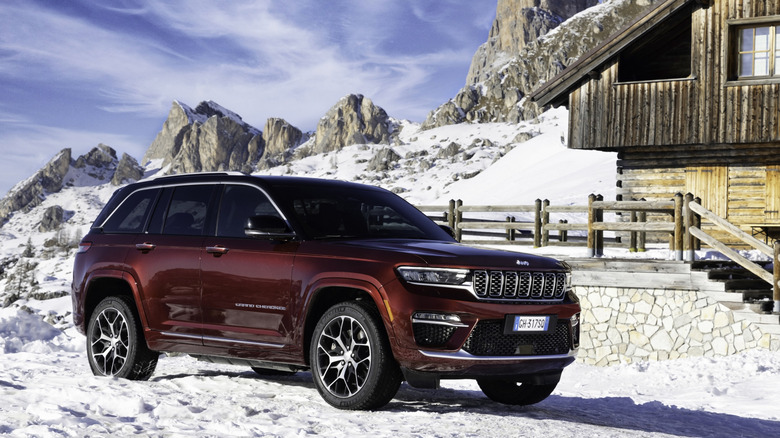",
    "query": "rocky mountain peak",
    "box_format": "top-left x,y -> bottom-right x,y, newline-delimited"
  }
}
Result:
142,100 -> 264,175
425,0 -> 656,129
0,143 -> 144,226
311,94 -> 393,154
